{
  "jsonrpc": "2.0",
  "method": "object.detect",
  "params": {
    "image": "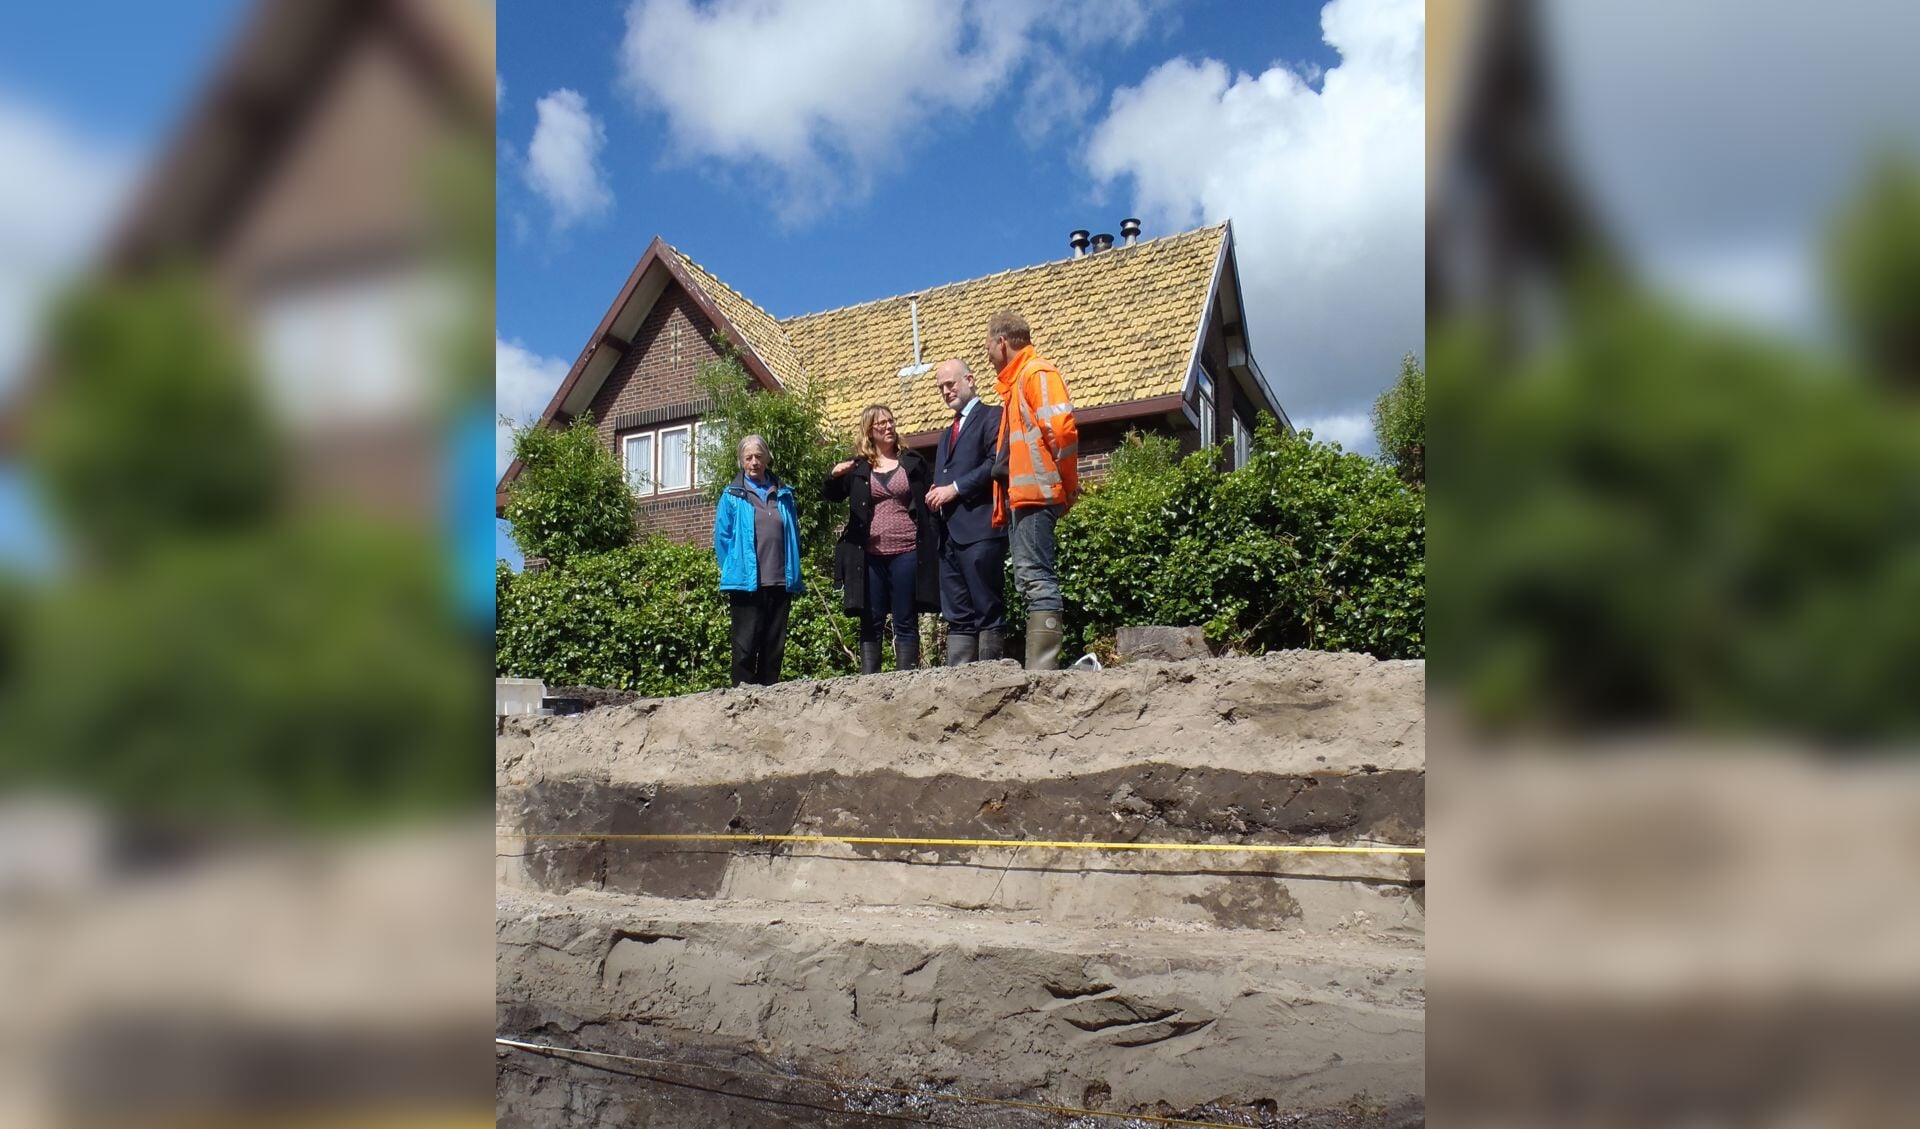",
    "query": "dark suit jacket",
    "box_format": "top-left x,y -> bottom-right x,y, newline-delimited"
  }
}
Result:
932,399 -> 1006,546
